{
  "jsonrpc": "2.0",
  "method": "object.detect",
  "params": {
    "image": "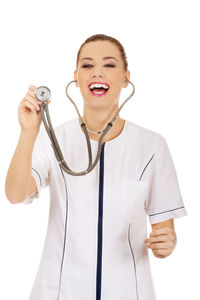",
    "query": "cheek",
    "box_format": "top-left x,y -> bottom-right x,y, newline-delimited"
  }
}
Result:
79,85 -> 89,96
111,84 -> 122,96
76,76 -> 88,92
76,70 -> 87,84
